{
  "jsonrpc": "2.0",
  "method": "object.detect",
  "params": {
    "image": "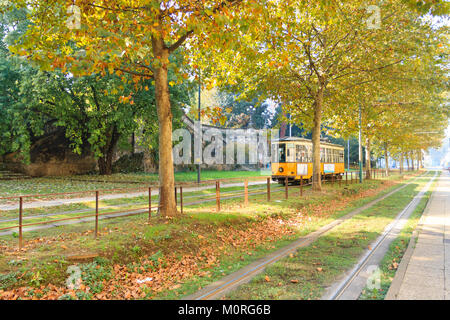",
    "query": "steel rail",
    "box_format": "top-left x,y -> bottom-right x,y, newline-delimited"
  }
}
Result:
185,171 -> 428,300
329,171 -> 436,300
